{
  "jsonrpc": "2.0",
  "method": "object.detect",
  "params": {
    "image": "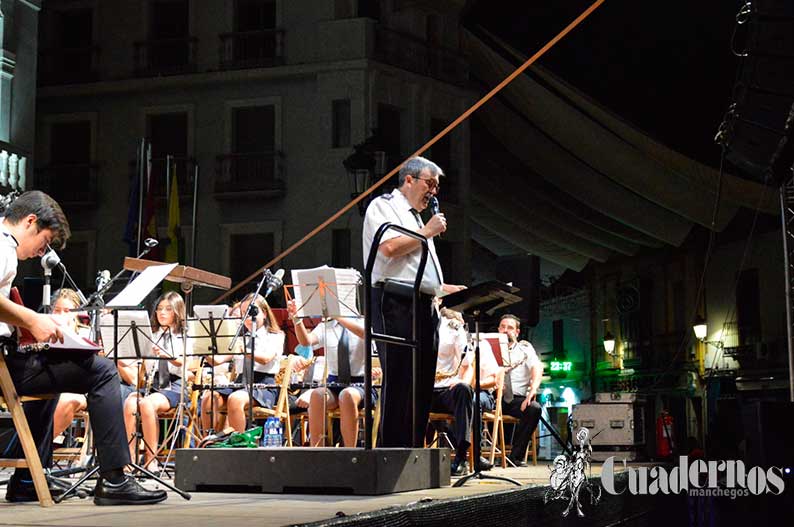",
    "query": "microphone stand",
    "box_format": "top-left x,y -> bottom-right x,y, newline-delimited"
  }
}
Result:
78,244 -> 156,312
228,268 -> 278,434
